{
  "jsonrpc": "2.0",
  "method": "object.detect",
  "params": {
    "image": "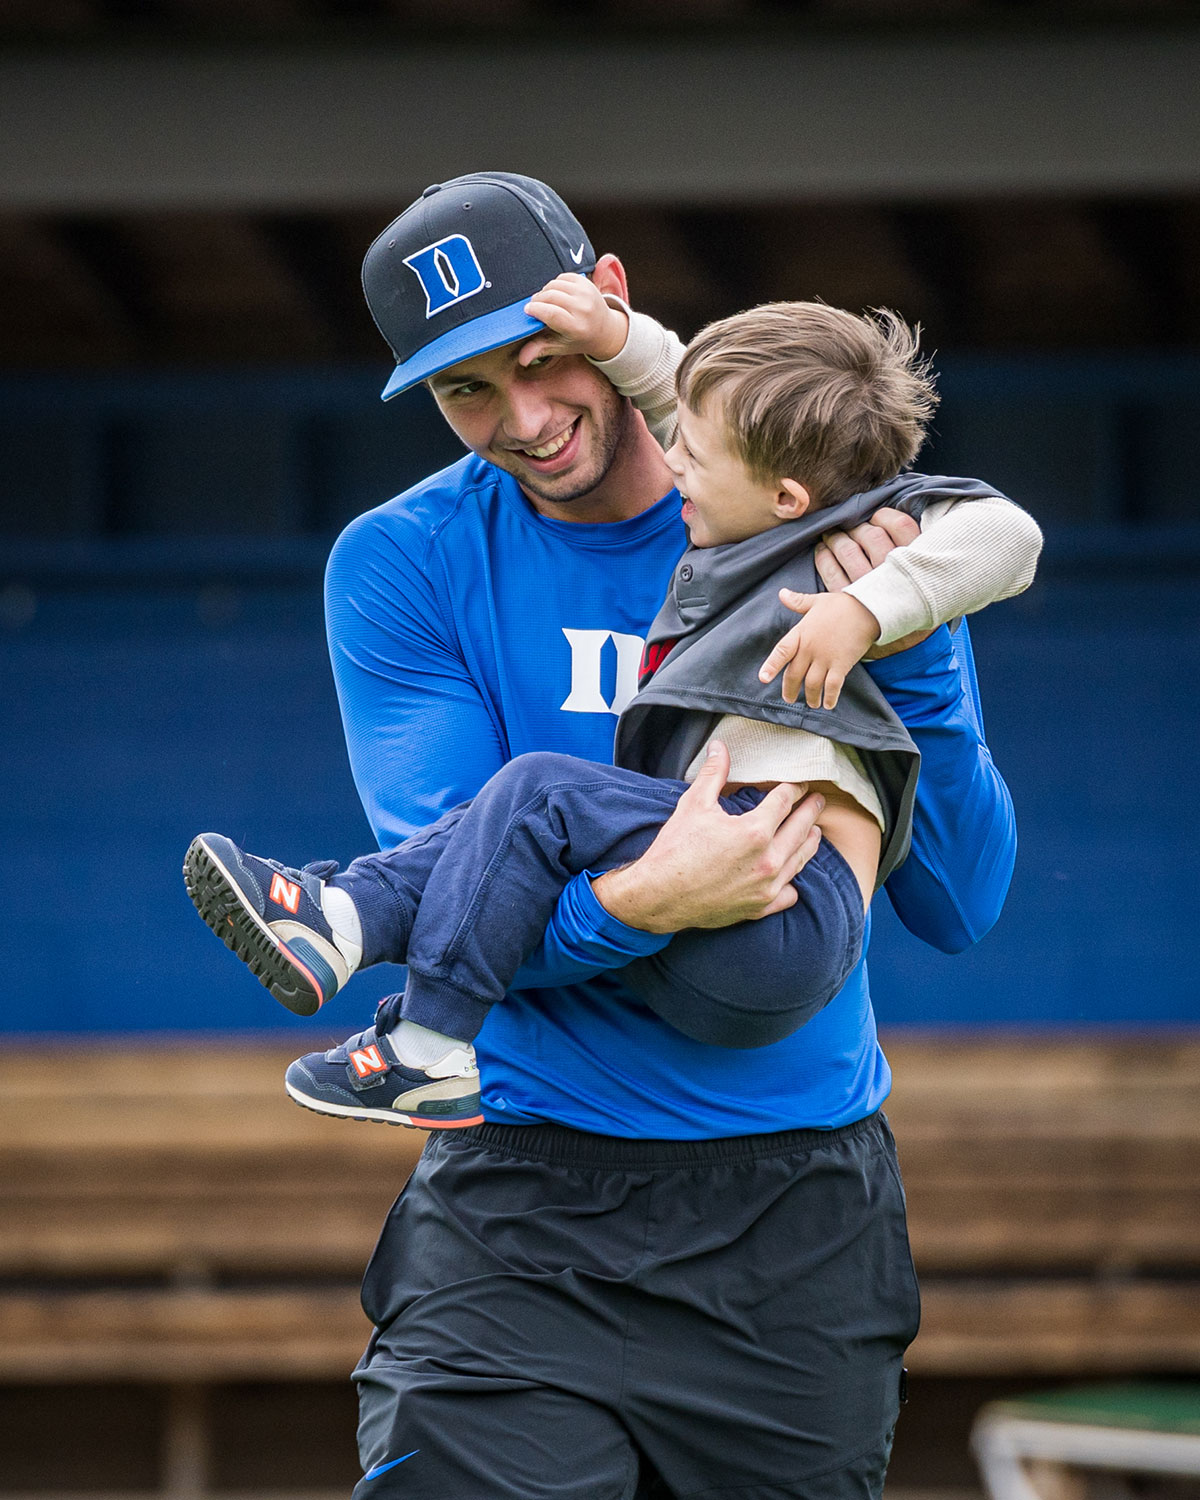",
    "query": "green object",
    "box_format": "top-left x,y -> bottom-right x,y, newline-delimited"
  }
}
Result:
989,1384 -> 1200,1438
